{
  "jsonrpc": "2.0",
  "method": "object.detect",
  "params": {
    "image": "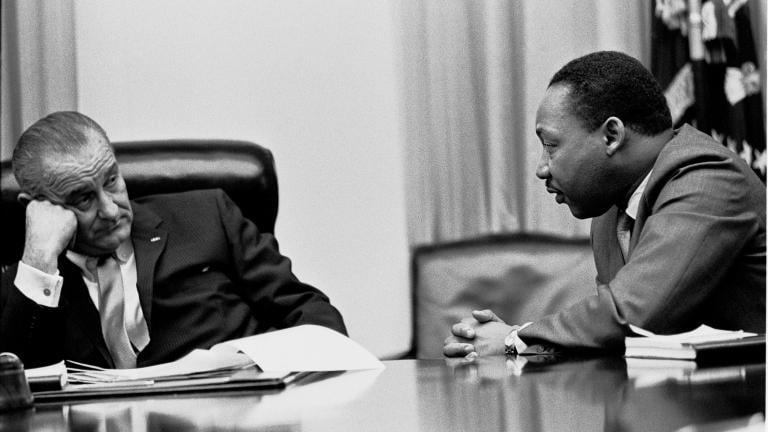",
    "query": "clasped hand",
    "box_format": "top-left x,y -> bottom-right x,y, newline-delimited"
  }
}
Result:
443,309 -> 517,359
